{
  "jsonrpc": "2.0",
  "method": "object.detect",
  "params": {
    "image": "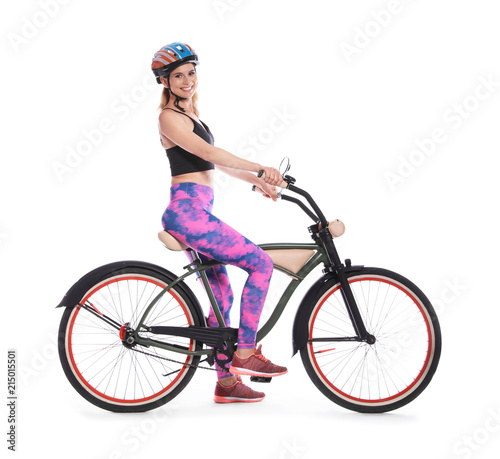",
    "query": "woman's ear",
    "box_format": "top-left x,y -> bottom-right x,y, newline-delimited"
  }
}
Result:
160,76 -> 169,89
